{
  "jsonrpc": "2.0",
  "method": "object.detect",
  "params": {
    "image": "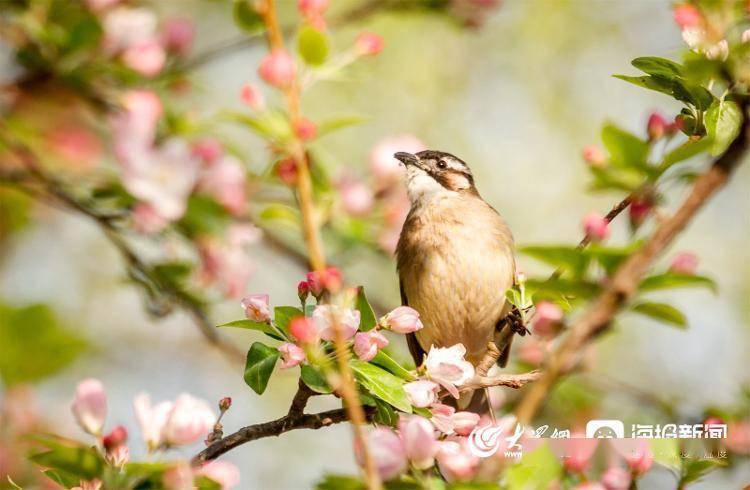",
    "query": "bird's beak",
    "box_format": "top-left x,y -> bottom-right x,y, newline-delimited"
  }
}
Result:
394,152 -> 419,167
